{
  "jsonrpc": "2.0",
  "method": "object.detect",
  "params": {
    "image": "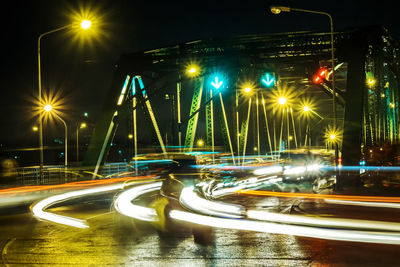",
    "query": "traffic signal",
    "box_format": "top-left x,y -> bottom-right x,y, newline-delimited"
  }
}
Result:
313,68 -> 328,84
209,71 -> 227,90
261,72 -> 276,88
